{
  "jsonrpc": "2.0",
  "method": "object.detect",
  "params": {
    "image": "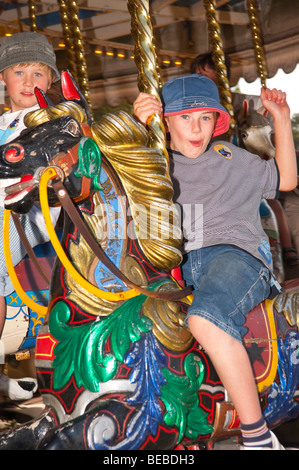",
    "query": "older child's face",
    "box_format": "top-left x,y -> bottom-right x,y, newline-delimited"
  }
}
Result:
165,110 -> 217,159
0,63 -> 52,112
